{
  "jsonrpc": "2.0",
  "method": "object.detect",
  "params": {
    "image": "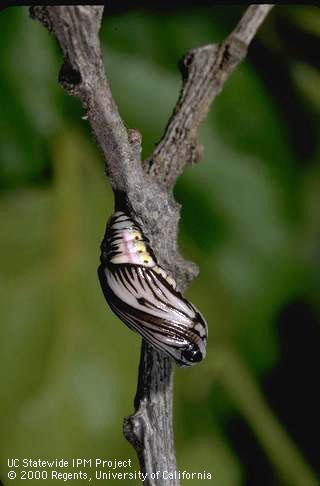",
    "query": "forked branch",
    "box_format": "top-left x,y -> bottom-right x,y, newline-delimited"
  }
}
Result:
30,5 -> 273,485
